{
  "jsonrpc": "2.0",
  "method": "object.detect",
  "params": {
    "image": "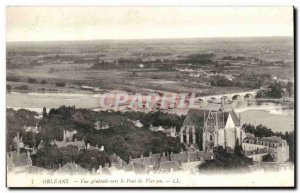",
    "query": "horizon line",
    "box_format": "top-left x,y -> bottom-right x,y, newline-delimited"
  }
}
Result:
6,35 -> 293,43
